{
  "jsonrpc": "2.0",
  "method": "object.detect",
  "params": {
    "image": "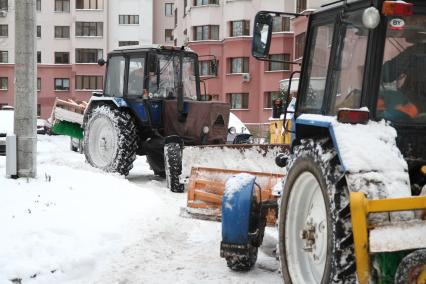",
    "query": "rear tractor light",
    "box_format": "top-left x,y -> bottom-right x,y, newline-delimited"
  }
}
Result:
337,109 -> 370,124
382,1 -> 413,16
